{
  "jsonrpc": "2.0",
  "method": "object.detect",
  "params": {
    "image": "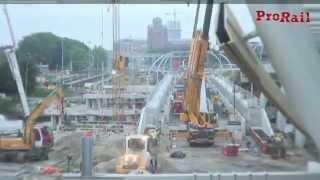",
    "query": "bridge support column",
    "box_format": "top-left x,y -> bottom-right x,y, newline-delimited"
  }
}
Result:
51,115 -> 57,130
57,115 -> 62,131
